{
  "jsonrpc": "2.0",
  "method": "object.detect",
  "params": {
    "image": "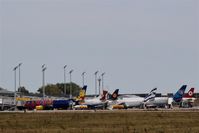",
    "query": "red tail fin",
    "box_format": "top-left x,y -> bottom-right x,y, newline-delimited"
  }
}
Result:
100,90 -> 108,101
184,88 -> 194,98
